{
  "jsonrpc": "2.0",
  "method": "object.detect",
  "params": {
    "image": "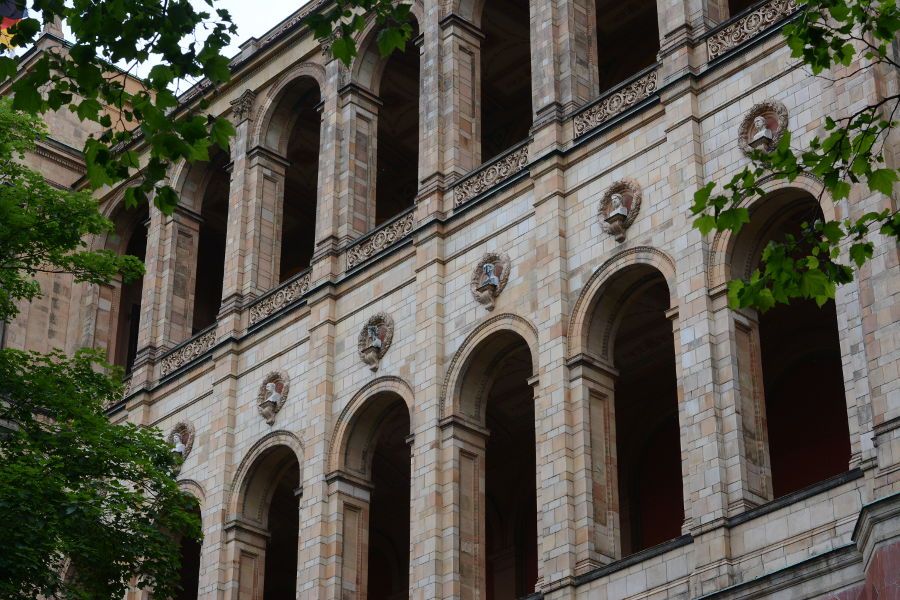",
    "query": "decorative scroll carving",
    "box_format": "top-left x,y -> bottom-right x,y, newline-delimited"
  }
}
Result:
257,371 -> 290,426
229,89 -> 257,122
358,313 -> 394,372
248,271 -> 312,325
169,421 -> 195,460
573,70 -> 658,138
707,0 -> 799,59
160,330 -> 216,376
454,146 -> 529,207
738,100 -> 789,155
346,211 -> 415,269
599,179 -> 642,243
122,375 -> 132,398
470,252 -> 511,311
